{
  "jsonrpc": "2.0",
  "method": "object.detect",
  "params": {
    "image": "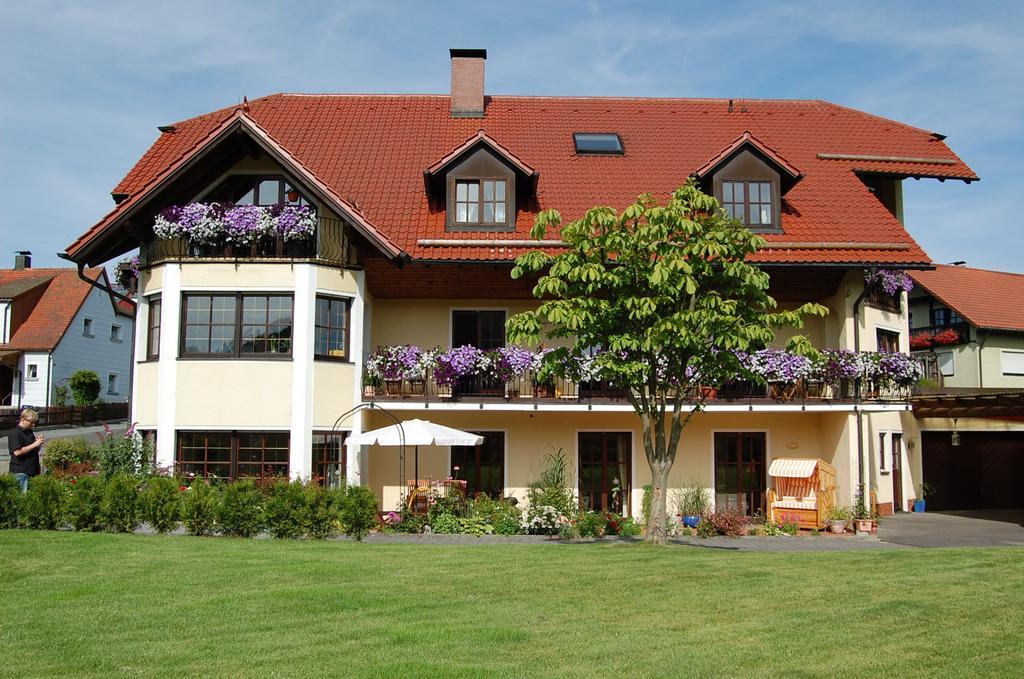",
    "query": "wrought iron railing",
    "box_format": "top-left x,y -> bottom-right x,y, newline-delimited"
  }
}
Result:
866,286 -> 902,313
361,365 -> 913,406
